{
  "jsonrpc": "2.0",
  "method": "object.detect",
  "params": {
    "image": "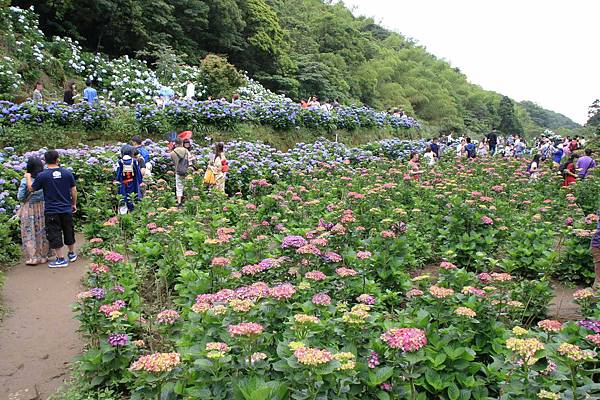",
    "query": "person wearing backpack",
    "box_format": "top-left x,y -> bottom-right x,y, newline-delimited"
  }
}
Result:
116,145 -> 143,214
465,137 -> 476,159
170,138 -> 190,207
